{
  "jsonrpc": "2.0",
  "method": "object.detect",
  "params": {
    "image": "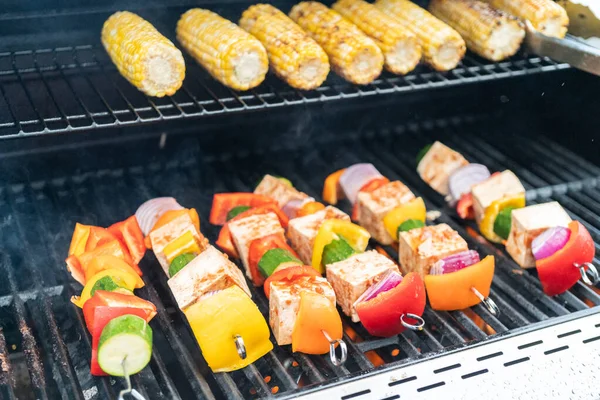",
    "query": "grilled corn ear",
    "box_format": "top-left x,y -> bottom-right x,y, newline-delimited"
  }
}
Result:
101,11 -> 185,97
240,4 -> 329,90
482,0 -> 568,38
289,1 -> 384,85
374,0 -> 465,71
332,0 -> 421,75
177,9 -> 268,91
429,0 -> 525,61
